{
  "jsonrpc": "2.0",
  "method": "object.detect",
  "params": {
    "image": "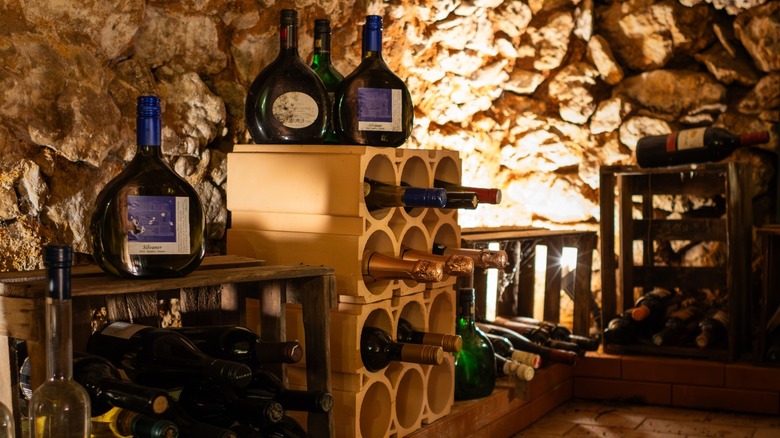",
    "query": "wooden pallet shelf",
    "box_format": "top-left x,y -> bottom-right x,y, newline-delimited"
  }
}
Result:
0,255 -> 337,438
